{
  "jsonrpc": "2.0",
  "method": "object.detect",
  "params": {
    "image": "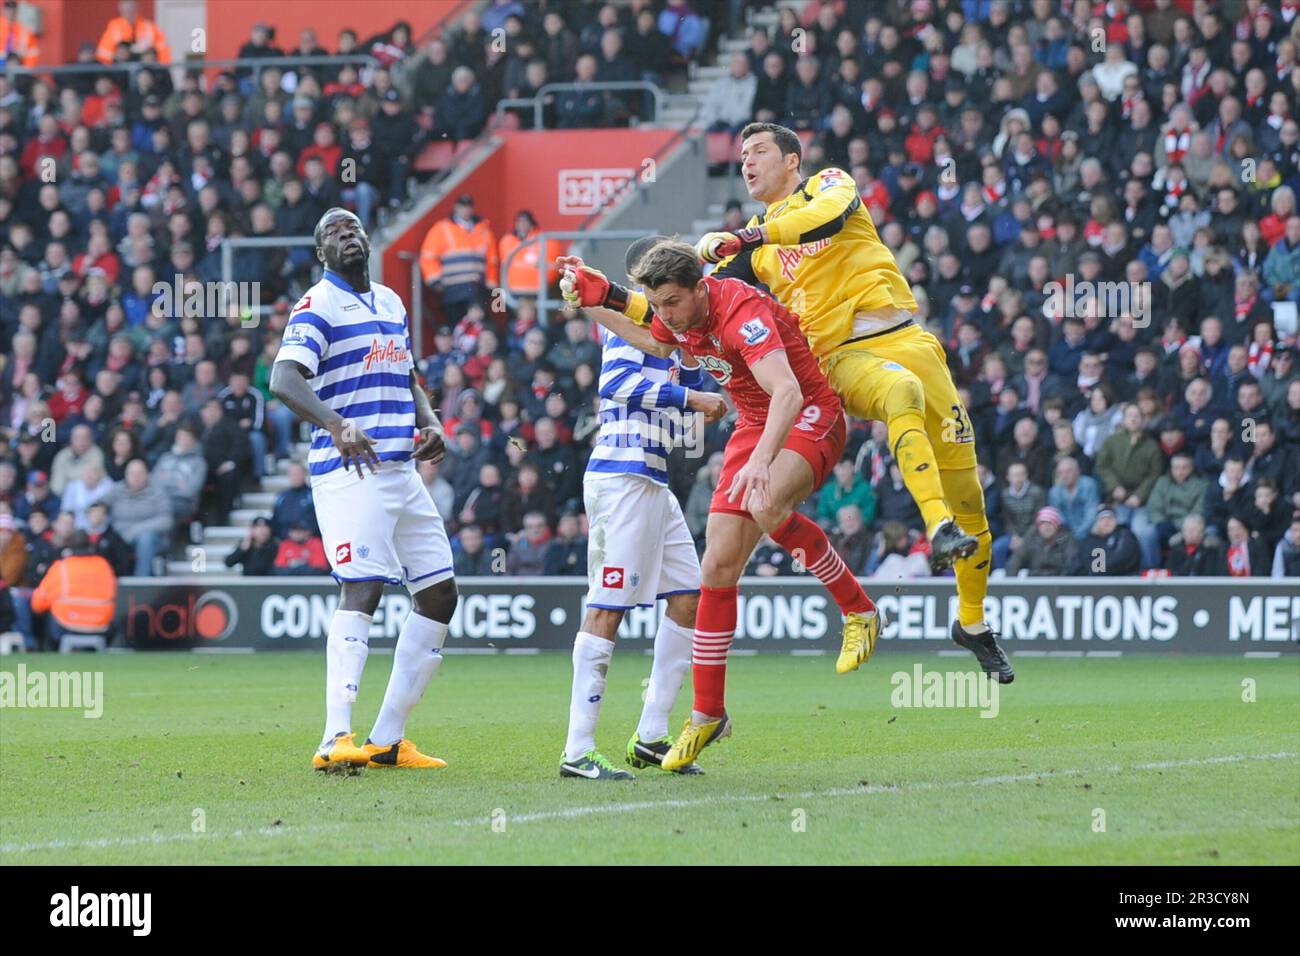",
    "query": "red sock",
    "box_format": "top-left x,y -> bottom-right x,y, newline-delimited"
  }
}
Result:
771,512 -> 875,615
692,585 -> 737,718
